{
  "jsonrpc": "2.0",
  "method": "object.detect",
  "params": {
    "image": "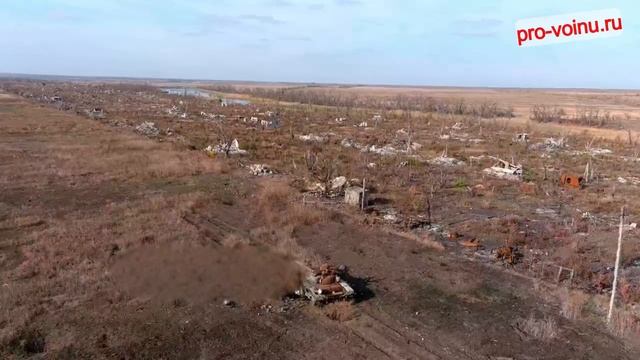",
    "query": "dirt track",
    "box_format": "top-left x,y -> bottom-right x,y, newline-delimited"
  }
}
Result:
1,93 -> 637,359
